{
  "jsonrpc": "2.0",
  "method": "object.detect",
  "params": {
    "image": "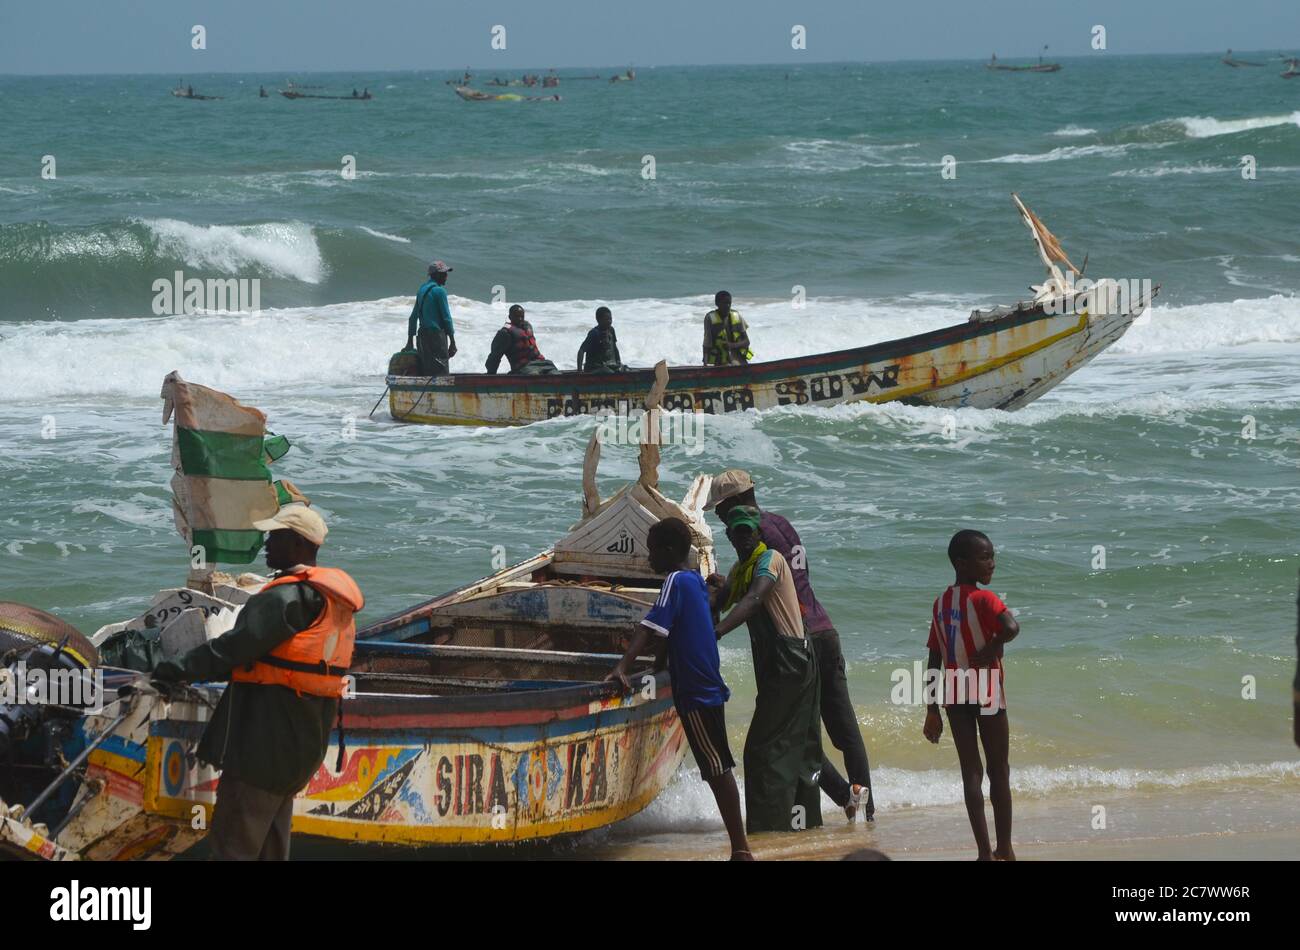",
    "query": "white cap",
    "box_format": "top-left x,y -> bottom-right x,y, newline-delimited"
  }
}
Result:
703,469 -> 755,511
252,503 -> 328,546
